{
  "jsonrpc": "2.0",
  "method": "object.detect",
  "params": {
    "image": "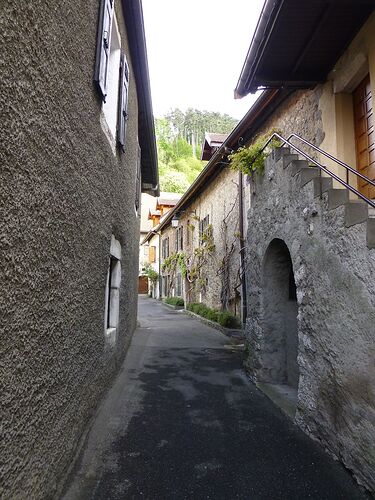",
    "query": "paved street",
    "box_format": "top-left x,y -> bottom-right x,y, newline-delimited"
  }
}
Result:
63,297 -> 367,500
